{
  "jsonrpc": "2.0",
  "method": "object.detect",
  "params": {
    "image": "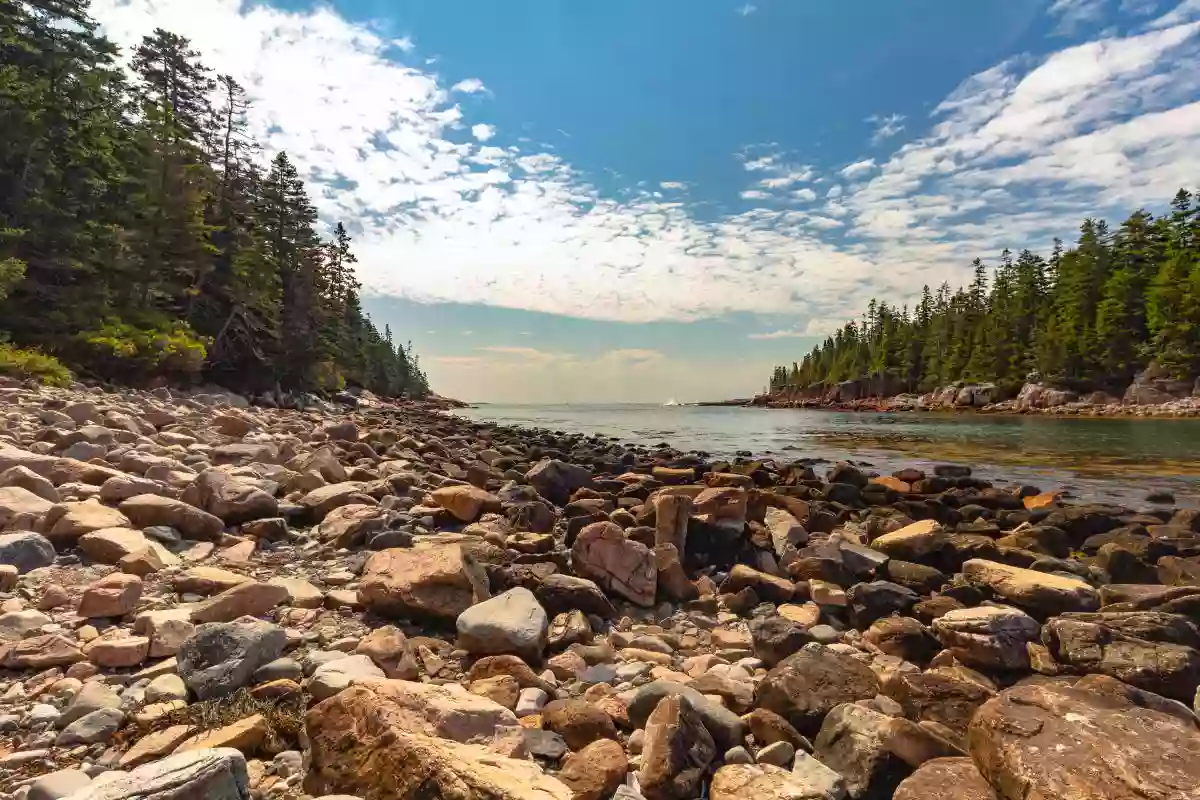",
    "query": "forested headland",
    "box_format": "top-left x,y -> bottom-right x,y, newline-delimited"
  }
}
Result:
0,1 -> 428,398
770,190 -> 1200,400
